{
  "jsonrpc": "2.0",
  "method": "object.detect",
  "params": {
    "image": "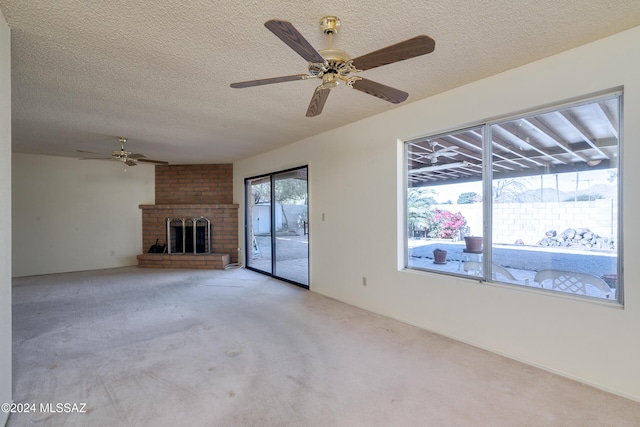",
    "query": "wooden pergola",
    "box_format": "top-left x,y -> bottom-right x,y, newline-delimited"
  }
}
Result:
407,96 -> 619,187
